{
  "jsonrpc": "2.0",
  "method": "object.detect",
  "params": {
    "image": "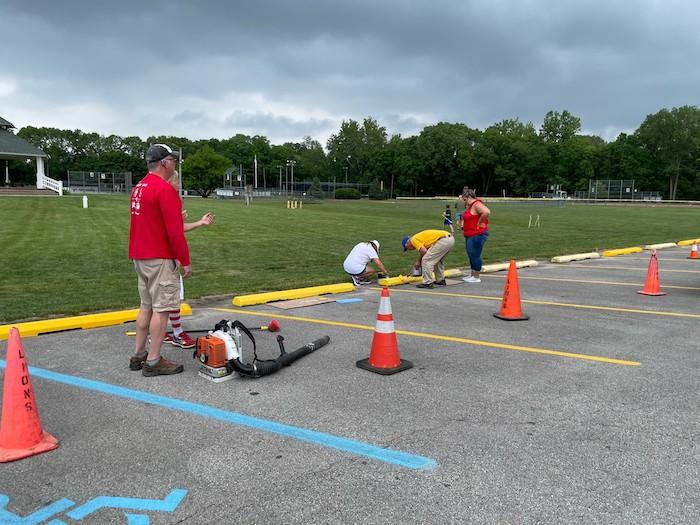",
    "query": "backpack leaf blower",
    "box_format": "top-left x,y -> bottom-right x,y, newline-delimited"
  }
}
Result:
193,319 -> 330,380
